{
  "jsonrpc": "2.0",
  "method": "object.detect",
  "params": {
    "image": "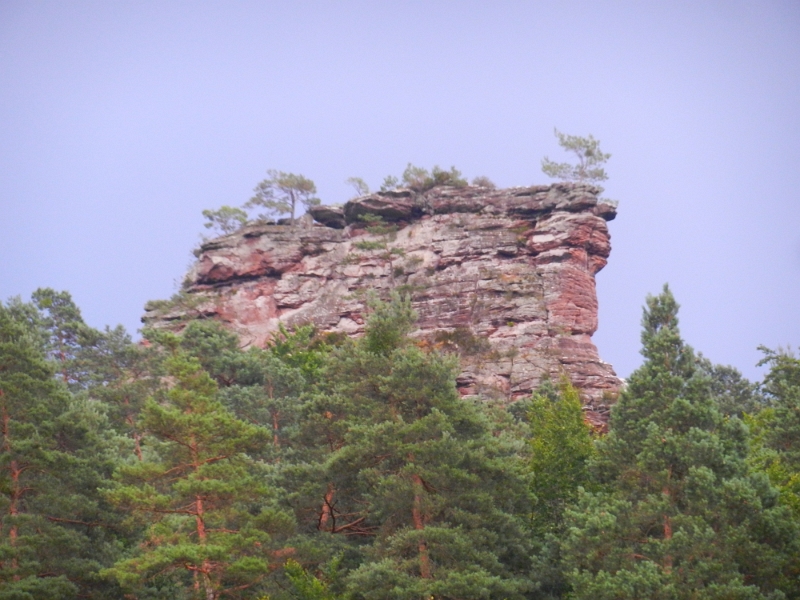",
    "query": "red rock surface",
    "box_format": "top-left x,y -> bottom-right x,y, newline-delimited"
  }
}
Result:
143,183 -> 621,418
